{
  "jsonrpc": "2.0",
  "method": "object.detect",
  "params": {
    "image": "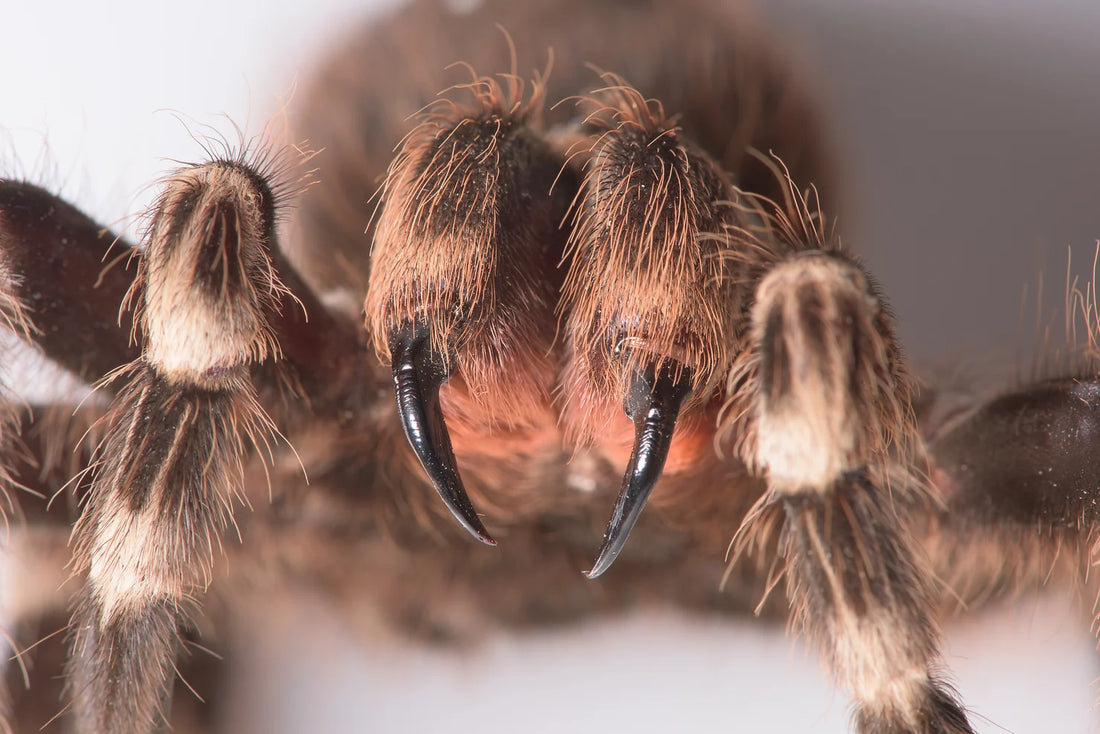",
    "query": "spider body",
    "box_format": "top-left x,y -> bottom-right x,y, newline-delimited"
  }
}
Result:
2,0 -> 1100,732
